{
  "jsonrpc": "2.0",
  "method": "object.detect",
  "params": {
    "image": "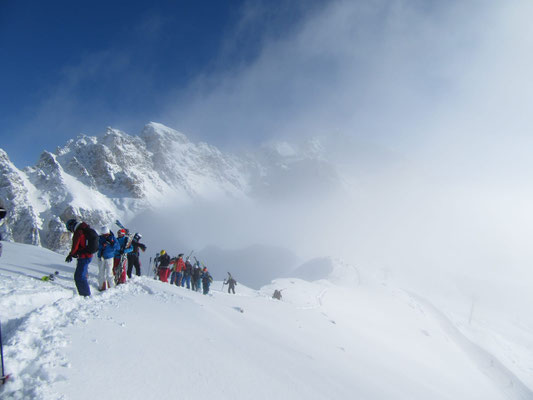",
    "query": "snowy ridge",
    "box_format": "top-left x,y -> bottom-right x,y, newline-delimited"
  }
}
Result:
1,242 -> 530,400
409,292 -> 533,400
